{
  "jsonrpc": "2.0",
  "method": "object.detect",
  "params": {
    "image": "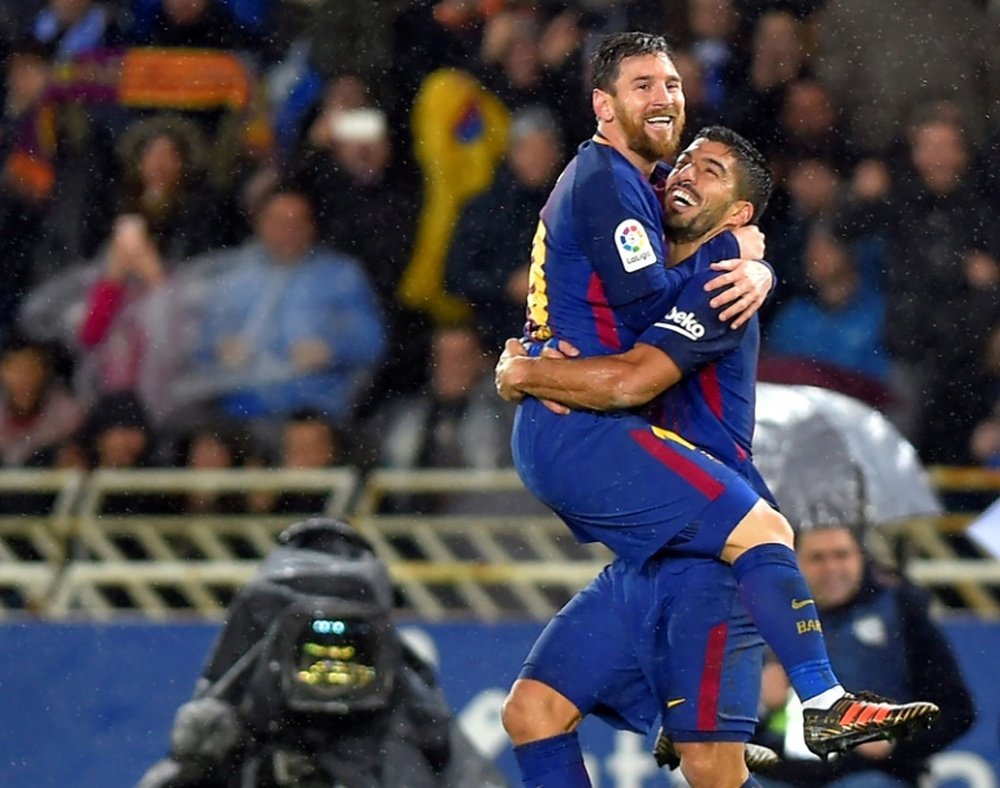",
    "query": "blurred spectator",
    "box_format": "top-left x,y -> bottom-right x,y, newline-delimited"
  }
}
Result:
171,416 -> 254,514
0,38 -> 53,329
305,0 -> 406,84
389,0 -> 485,118
670,49 -> 714,137
763,157 -> 842,301
79,390 -> 171,515
133,0 -> 250,52
192,184 -> 386,424
777,79 -> 853,167
446,105 -> 562,350
31,0 -> 122,60
727,9 -> 809,145
534,2 -> 591,148
756,522 -> 975,787
248,407 -> 345,515
881,112 -> 1000,461
686,0 -> 745,117
369,324 -> 515,513
373,324 -> 505,470
762,226 -> 891,408
71,115 -> 219,415
971,402 -> 1000,469
478,9 -> 546,110
81,389 -> 154,469
0,336 -> 83,467
293,86 -> 428,411
816,0 -> 1000,153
